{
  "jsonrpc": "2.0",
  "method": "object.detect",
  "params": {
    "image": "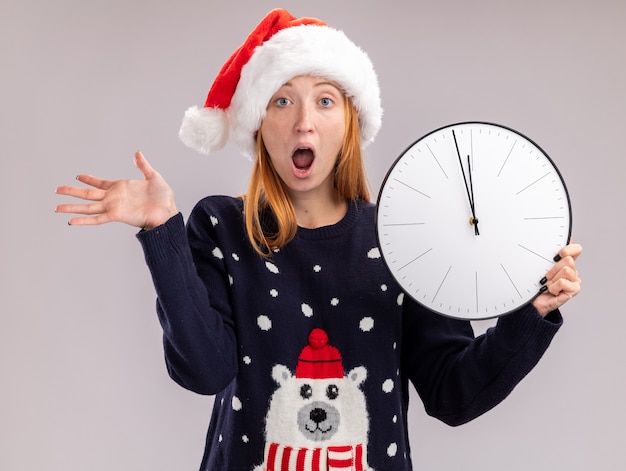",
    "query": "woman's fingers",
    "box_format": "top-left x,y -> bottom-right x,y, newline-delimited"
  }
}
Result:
134,151 -> 156,179
557,242 -> 582,263
533,243 -> 582,316
547,248 -> 582,295
55,184 -> 107,202
76,173 -> 116,191
55,201 -> 105,216
66,213 -> 113,226
546,271 -> 579,300
549,262 -> 581,292
544,243 -> 582,281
